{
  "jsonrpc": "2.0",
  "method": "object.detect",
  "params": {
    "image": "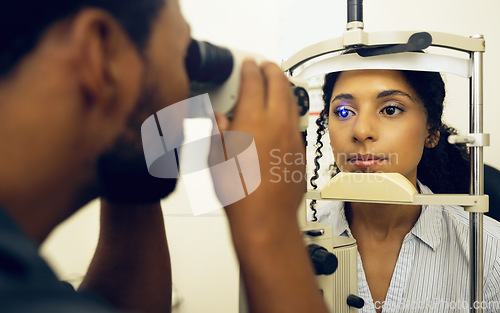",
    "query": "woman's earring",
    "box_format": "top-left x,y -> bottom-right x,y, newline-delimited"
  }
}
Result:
425,136 -> 438,148
425,129 -> 440,149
